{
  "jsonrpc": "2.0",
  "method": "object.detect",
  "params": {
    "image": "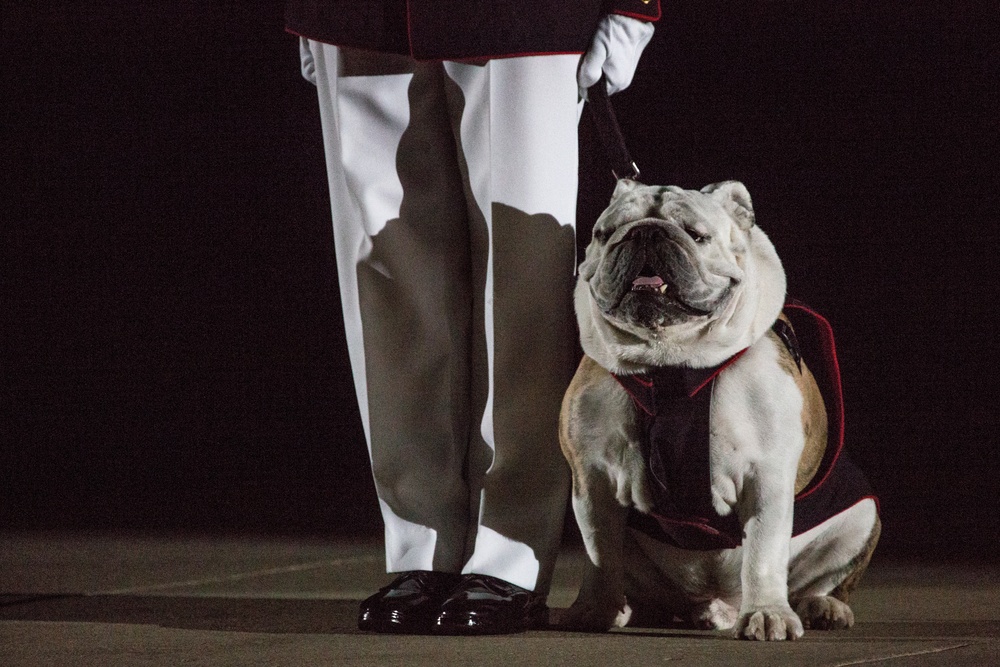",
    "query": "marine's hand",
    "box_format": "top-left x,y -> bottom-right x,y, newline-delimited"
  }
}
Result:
578,14 -> 654,99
